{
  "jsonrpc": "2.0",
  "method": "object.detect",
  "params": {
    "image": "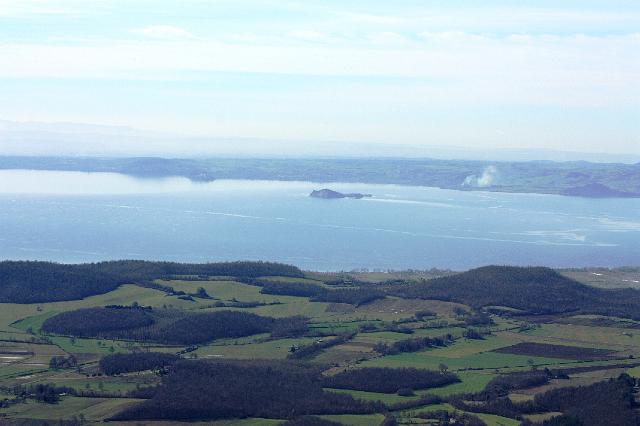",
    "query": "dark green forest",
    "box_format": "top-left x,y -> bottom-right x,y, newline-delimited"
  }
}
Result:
323,367 -> 459,393
114,360 -> 383,421
391,266 -> 640,320
100,352 -> 180,375
42,308 -> 308,345
0,260 -> 302,303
